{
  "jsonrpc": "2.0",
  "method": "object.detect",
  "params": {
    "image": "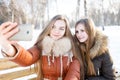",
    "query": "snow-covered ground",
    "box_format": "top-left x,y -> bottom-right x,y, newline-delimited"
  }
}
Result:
0,26 -> 120,79
101,26 -> 120,69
